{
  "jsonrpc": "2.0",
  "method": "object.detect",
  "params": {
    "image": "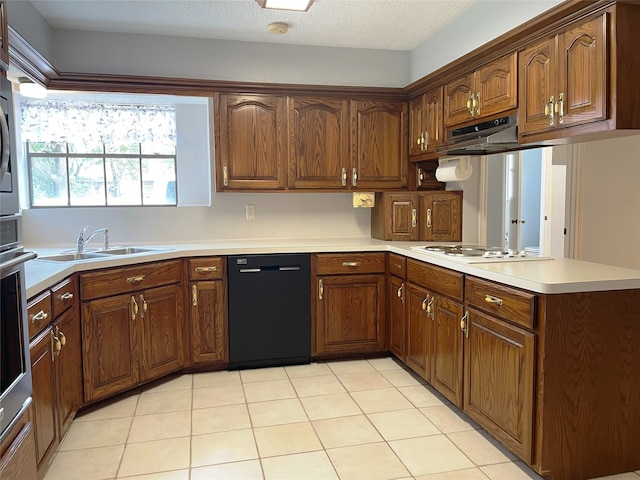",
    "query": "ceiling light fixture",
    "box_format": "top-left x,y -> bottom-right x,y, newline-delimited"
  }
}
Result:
18,77 -> 47,99
267,22 -> 289,35
257,0 -> 314,12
